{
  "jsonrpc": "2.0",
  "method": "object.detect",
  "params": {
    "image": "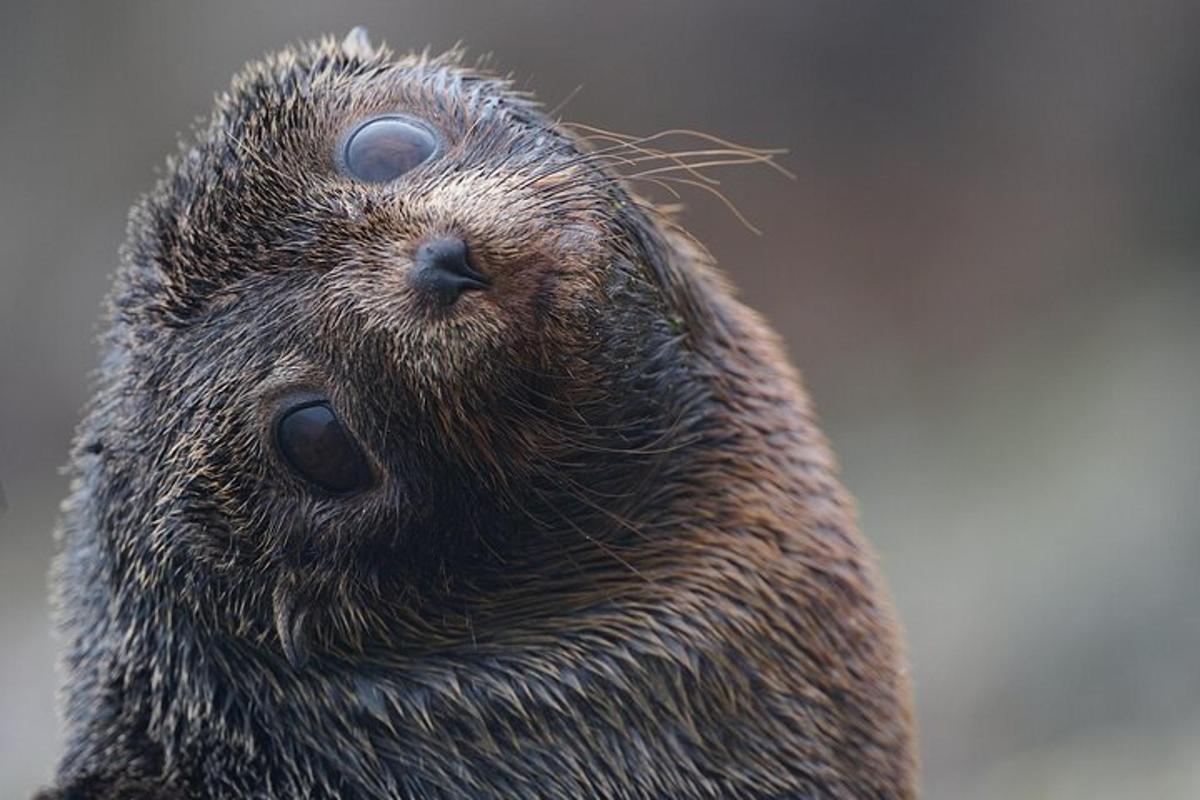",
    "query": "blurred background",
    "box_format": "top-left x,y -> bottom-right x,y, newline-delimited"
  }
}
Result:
2,1 -> 1198,797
